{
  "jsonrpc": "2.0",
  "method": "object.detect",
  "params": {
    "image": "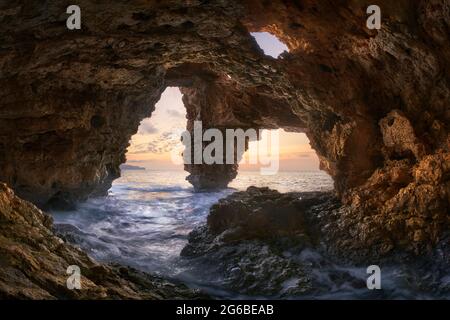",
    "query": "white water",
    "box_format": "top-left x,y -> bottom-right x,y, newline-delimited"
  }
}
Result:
52,170 -> 332,275
50,170 -> 448,299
